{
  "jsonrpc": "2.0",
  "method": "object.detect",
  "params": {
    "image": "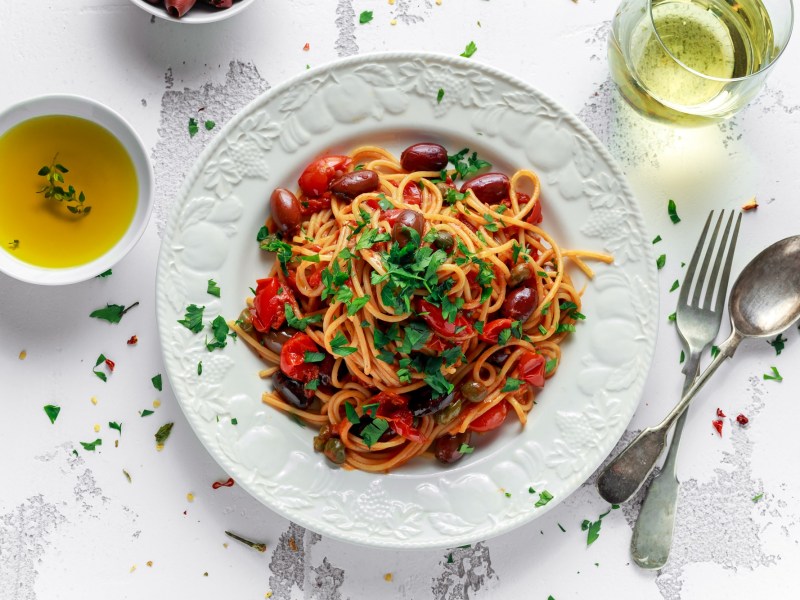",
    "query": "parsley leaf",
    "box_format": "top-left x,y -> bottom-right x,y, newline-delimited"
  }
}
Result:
207,279 -> 221,297
652,235 -> 662,244
330,332 -> 357,357
656,254 -> 666,269
668,199 -> 681,224
361,417 -> 389,448
397,322 -> 431,354
442,346 -> 465,367
458,443 -> 475,454
284,304 -> 322,331
545,358 -> 558,374
140,409 -> 154,417
80,439 -> 102,452
259,234 -> 293,274
460,41 -> 478,58
154,422 -> 174,446
670,279 -> 680,292
344,402 -> 360,425
151,374 -> 162,391
768,334 -> 787,355
437,88 -> 445,104
43,404 -> 61,424
347,295 -> 371,316
502,377 -> 523,392
109,421 -> 122,436
447,148 -> 491,181
205,315 -> 229,351
303,351 -> 325,363
90,302 -> 139,324
188,117 -> 199,138
178,304 -> 205,333
535,490 -> 553,507
359,10 -> 373,23
204,120 -> 215,131
763,366 -> 783,382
